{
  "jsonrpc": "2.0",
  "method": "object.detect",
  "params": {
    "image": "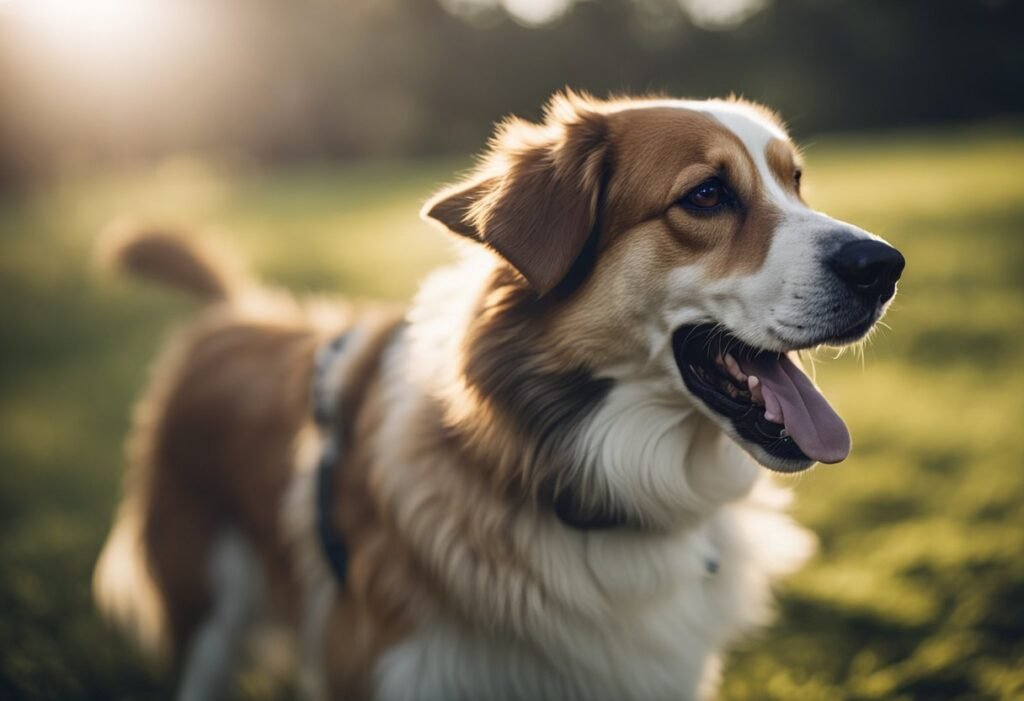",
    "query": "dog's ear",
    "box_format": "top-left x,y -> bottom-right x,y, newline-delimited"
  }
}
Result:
422,95 -> 609,296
